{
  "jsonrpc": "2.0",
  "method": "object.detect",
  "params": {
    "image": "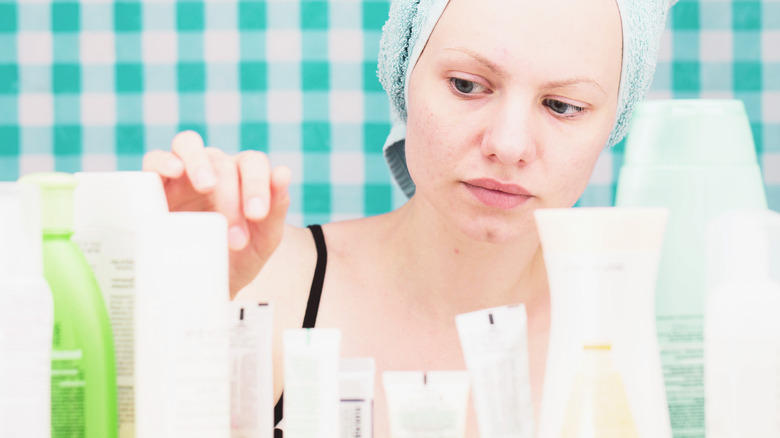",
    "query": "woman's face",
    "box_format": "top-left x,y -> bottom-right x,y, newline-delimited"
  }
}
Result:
404,0 -> 623,243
